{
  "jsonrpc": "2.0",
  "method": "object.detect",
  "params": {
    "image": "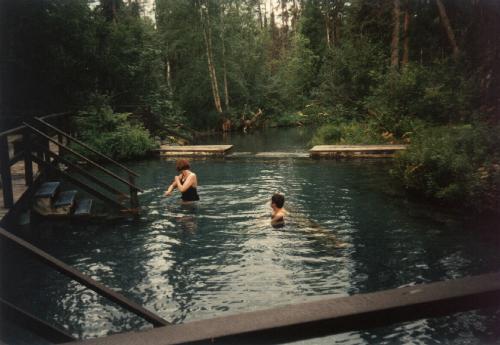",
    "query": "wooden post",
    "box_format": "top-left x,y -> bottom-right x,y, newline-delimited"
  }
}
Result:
23,128 -> 33,186
129,174 -> 139,210
0,135 -> 14,208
